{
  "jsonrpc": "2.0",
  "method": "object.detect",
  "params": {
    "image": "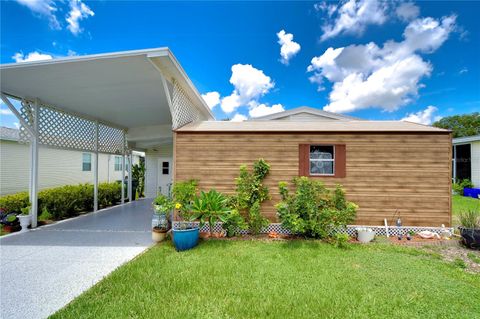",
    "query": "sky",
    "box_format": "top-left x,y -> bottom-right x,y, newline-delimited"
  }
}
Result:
1,0 -> 479,128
